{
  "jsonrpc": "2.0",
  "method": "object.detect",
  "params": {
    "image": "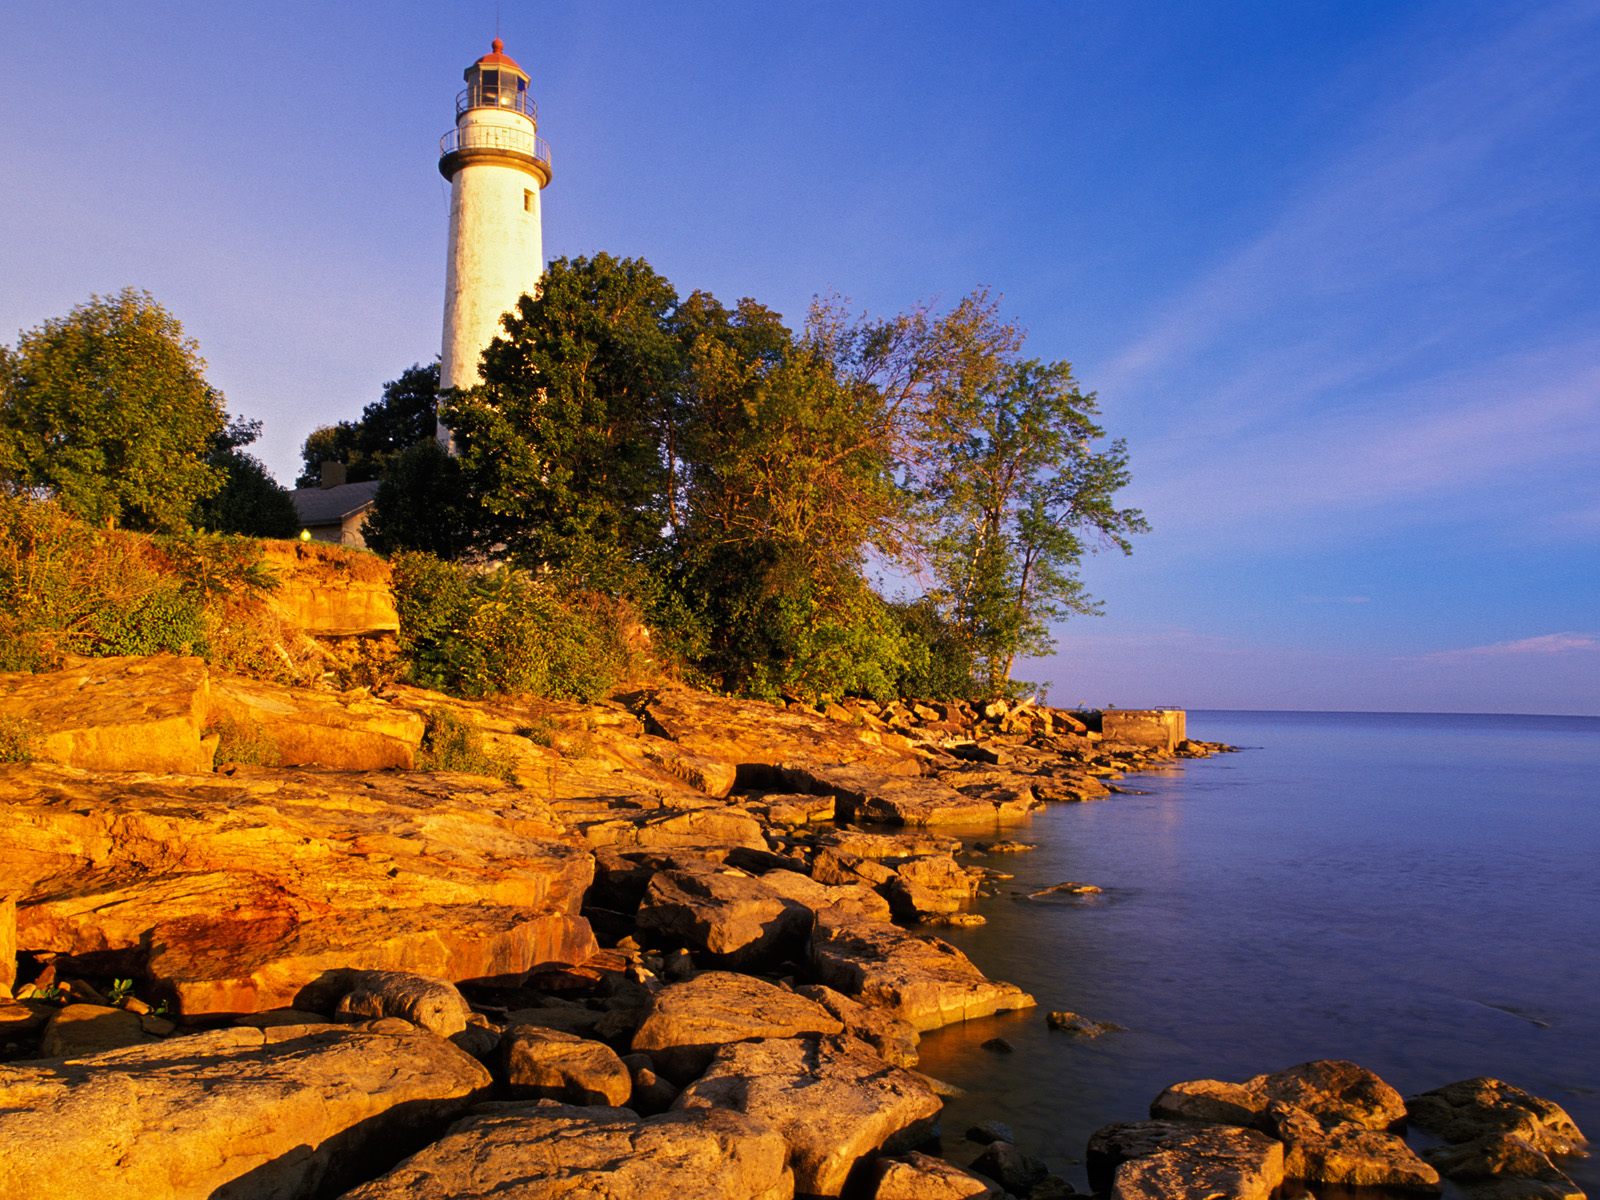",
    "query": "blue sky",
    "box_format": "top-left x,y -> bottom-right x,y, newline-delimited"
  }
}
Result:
3,1 -> 1596,713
